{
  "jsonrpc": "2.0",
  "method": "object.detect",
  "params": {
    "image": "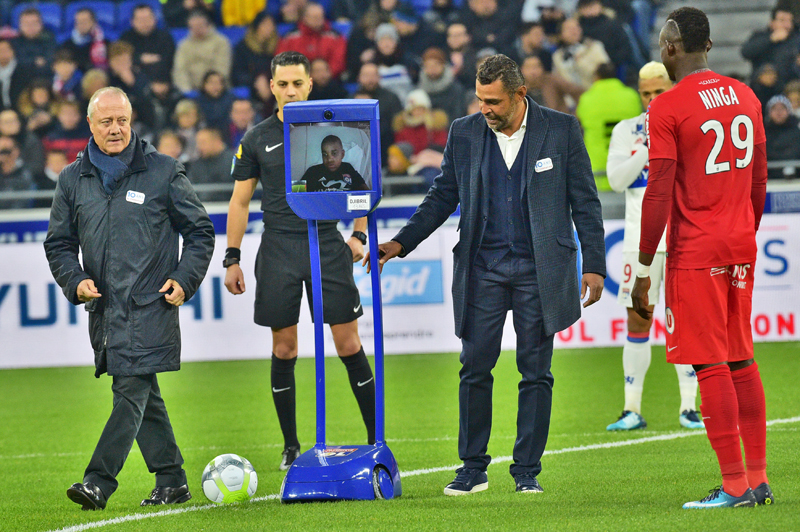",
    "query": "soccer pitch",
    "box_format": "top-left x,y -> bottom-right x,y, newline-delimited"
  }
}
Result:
1,343 -> 797,531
